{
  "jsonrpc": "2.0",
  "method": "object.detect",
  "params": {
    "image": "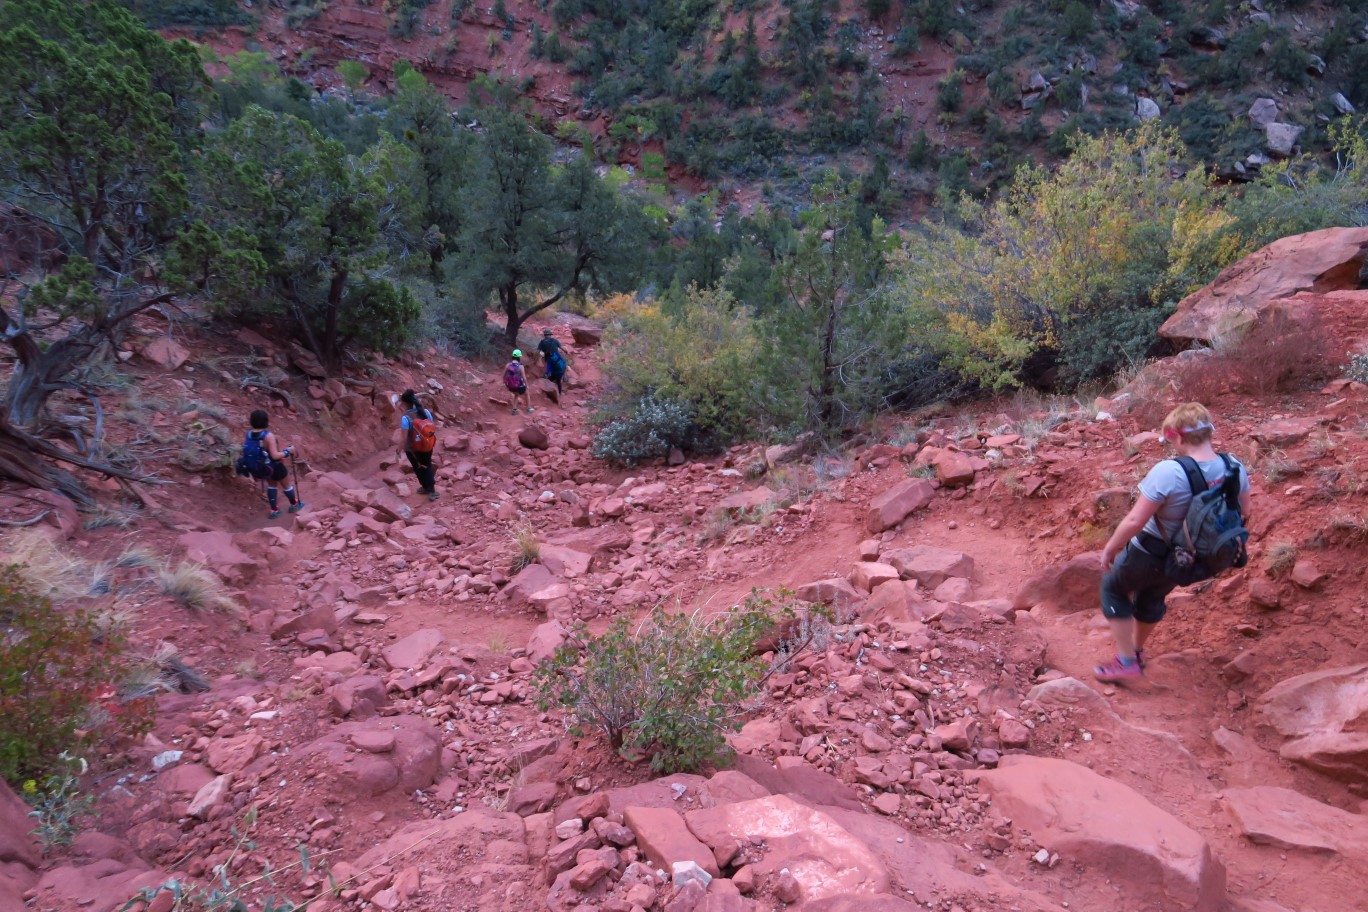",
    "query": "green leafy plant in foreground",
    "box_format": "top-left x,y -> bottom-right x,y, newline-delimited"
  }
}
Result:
536,591 -> 831,773
23,753 -> 93,851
